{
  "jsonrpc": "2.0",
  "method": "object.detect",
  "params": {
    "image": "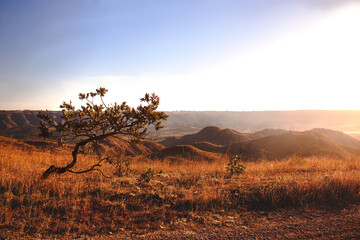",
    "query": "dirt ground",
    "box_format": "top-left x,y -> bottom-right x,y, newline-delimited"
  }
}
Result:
55,205 -> 360,240
2,206 -> 359,239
